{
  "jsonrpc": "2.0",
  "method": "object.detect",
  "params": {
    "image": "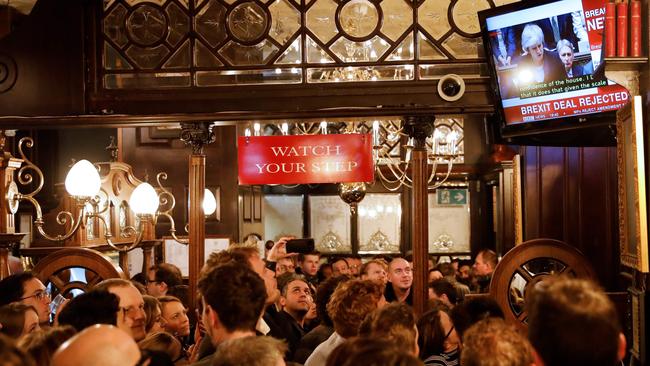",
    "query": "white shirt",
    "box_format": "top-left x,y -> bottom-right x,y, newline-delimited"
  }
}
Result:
304,332 -> 346,366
